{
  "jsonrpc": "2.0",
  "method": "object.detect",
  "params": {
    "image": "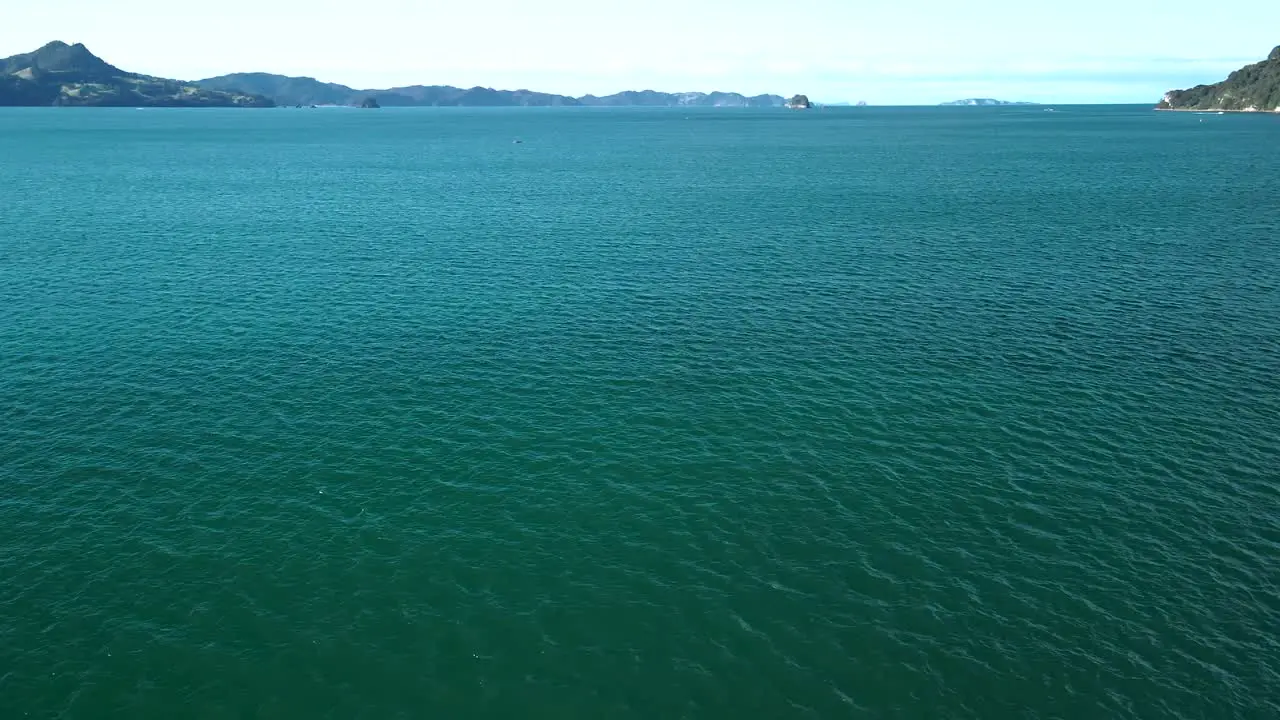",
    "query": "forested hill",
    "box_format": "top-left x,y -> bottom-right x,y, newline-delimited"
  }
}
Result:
1158,46 -> 1280,111
0,42 -> 272,107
